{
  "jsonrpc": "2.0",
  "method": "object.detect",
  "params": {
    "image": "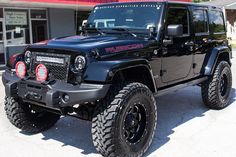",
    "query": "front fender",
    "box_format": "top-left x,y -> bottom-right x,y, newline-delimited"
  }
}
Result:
204,46 -> 231,76
83,58 -> 151,82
